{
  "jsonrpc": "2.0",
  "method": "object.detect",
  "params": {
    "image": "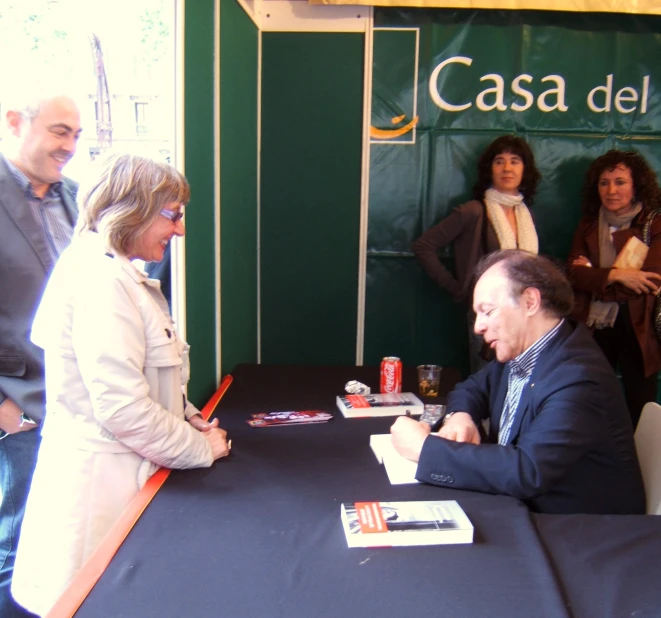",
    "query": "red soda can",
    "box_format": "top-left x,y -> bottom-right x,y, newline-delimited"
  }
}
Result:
380,356 -> 402,393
